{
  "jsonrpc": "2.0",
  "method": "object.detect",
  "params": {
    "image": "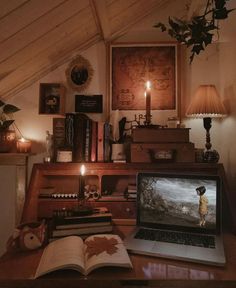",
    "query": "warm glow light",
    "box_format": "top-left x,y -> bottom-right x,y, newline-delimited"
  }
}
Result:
144,91 -> 146,98
186,85 -> 227,118
146,81 -> 151,90
16,137 -> 31,153
145,81 -> 151,125
80,164 -> 86,176
186,84 -> 227,162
